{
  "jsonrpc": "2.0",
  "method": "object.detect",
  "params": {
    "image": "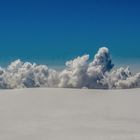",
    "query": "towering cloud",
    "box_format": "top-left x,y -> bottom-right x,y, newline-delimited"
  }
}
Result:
0,47 -> 139,89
